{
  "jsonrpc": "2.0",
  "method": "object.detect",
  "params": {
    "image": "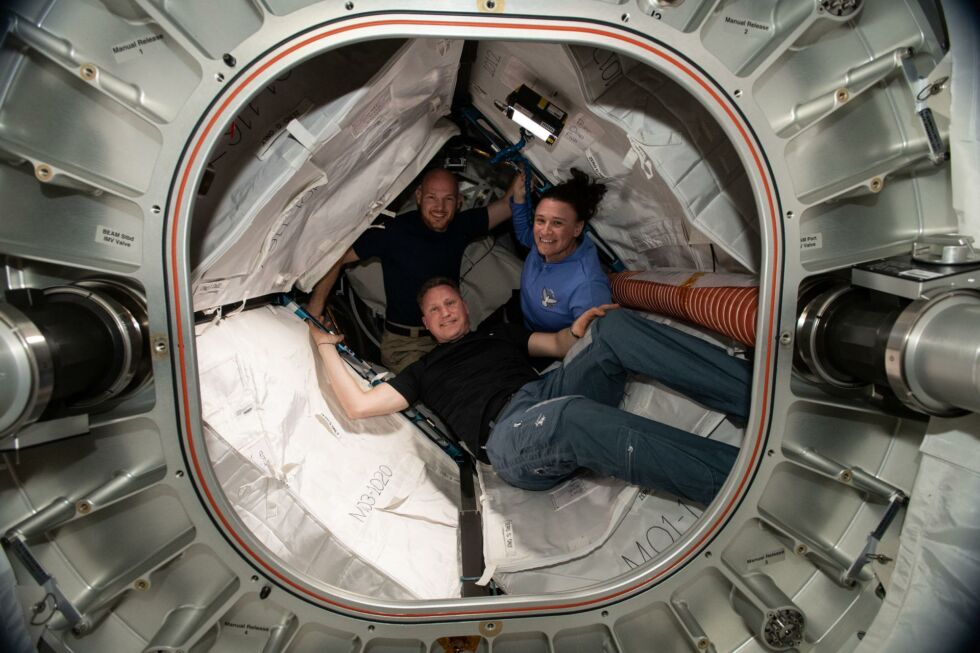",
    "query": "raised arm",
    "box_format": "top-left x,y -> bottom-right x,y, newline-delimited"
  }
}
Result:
510,192 -> 534,249
309,323 -> 408,419
486,171 -> 525,229
528,304 -> 619,359
307,247 -> 360,320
